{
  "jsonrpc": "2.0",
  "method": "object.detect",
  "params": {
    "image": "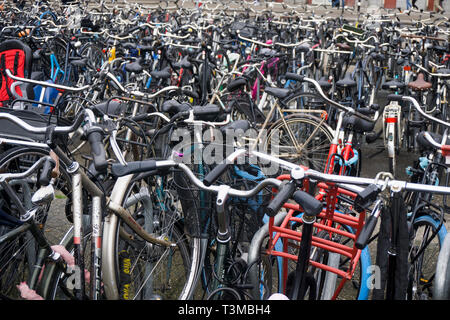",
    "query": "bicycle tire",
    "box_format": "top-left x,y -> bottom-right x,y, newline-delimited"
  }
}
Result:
408,215 -> 447,300
0,146 -> 71,299
263,112 -> 334,174
112,177 -> 195,300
